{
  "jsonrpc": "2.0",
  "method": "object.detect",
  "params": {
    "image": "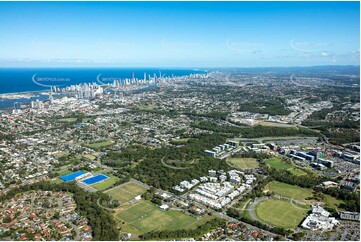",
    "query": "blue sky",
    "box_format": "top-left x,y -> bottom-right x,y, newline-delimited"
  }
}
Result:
0,1 -> 359,67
